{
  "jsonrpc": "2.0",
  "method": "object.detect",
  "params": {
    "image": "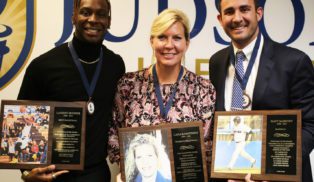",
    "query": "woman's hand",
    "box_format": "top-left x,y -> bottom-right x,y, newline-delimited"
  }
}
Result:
22,165 -> 69,182
116,173 -> 124,182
